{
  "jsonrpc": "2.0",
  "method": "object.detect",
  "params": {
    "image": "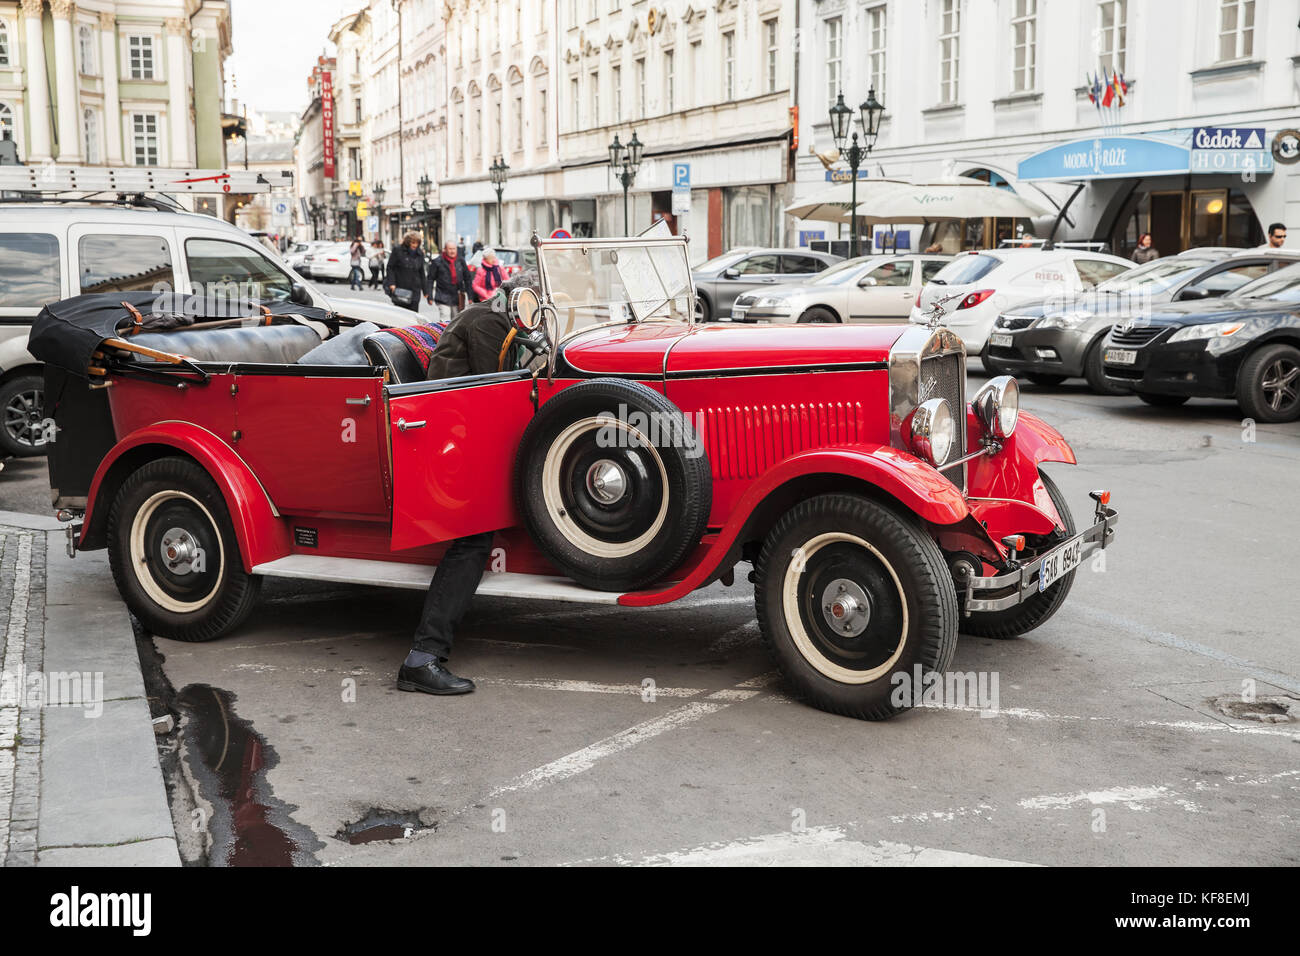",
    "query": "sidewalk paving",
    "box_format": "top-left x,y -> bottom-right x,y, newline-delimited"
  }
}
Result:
0,510 -> 179,867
